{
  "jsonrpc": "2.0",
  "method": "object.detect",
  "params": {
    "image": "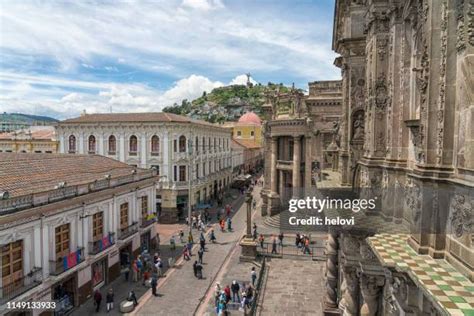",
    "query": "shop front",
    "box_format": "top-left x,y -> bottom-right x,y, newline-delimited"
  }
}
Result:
52,273 -> 77,316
